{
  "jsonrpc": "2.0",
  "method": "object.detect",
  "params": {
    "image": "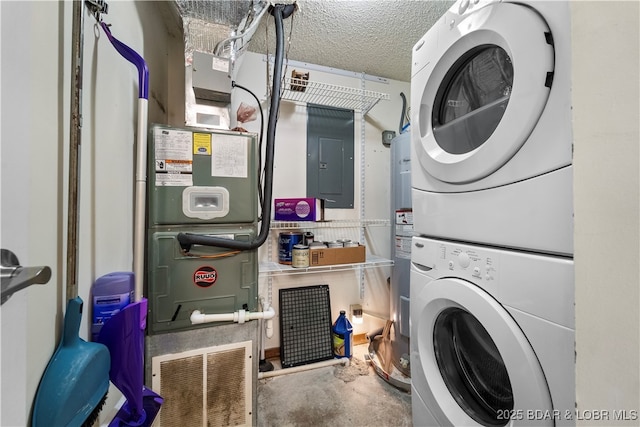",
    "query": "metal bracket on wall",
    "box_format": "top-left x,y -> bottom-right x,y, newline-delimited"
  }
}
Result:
85,0 -> 109,21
